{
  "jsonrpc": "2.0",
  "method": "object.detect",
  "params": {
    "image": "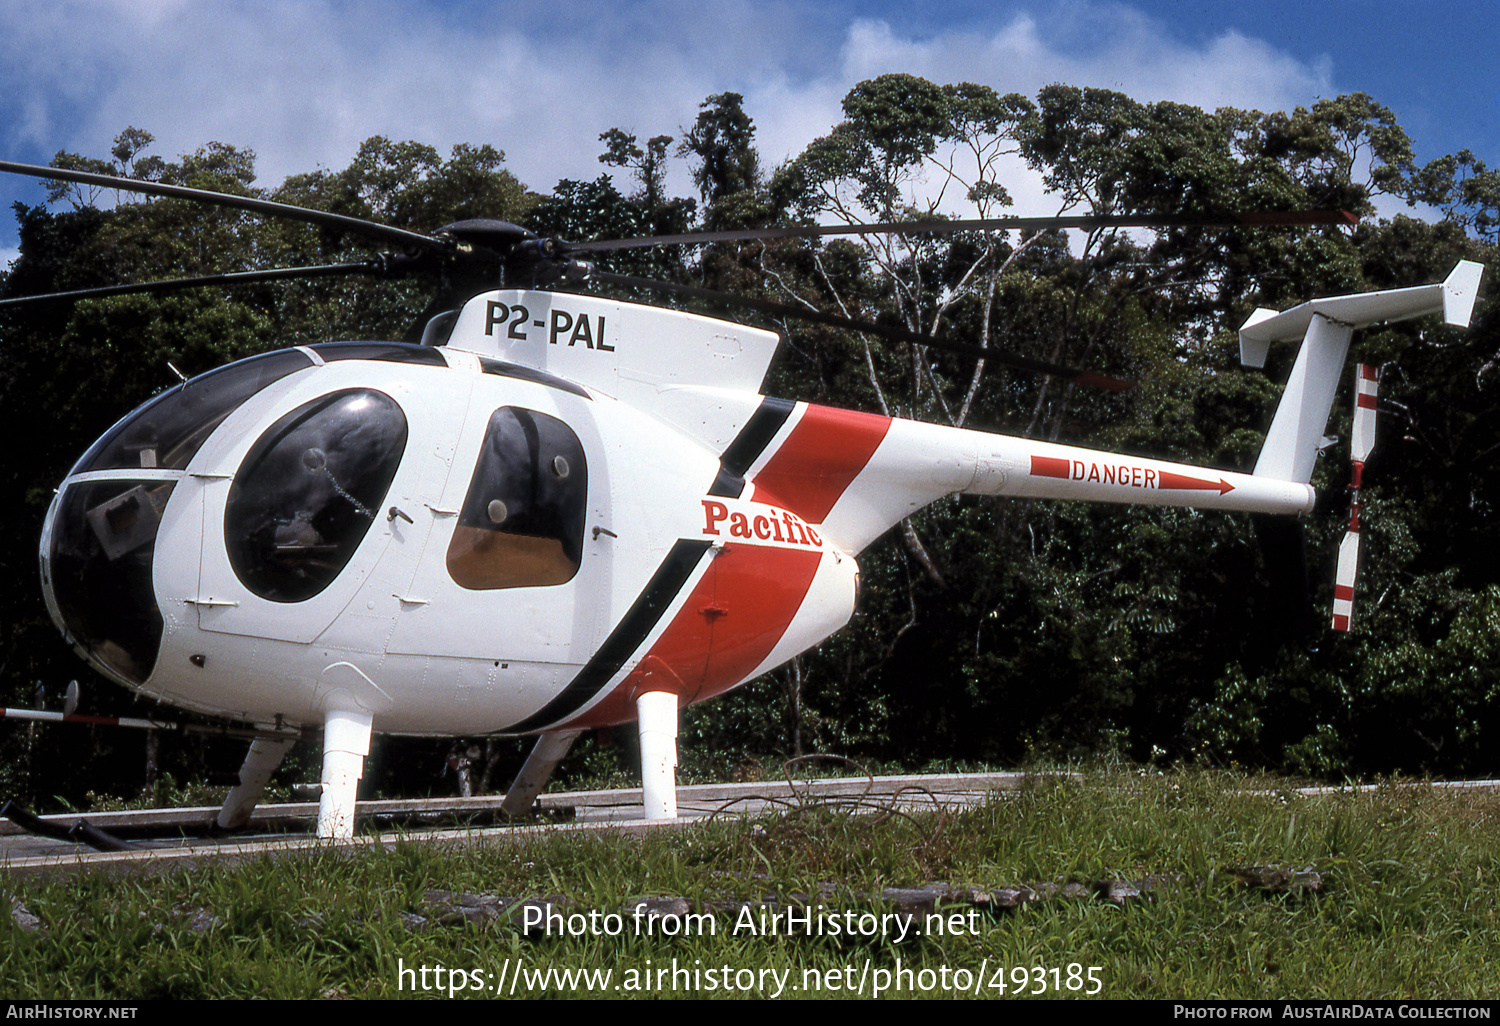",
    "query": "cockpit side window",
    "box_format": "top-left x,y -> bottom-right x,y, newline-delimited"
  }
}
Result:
447,407 -> 587,590
225,389 -> 407,602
